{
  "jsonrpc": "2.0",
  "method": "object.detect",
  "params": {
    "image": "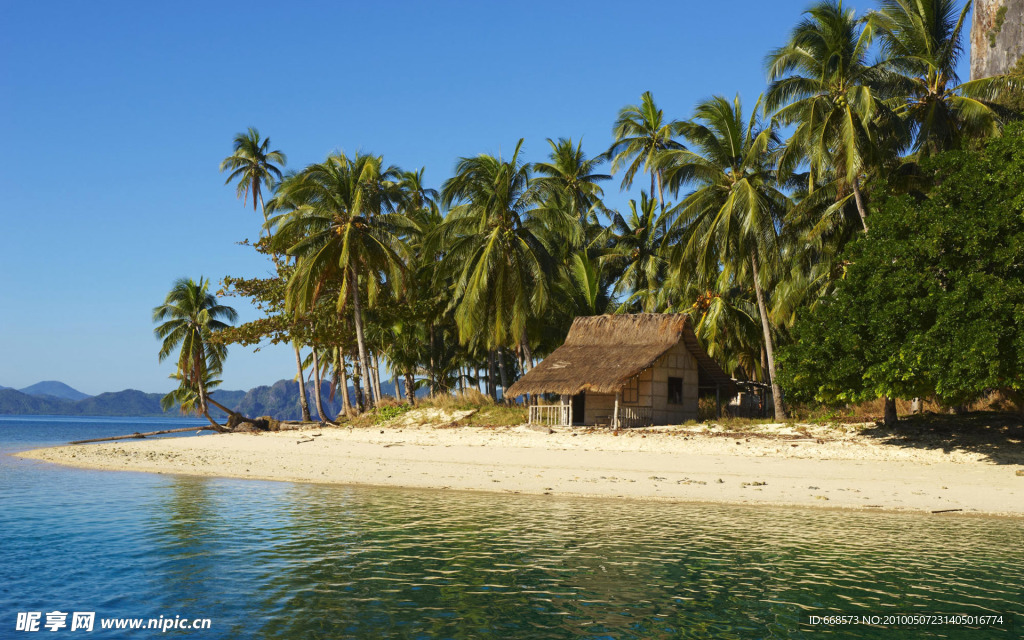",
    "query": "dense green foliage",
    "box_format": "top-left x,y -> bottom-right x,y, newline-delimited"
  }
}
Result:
203,0 -> 1021,422
780,124 -> 1024,406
